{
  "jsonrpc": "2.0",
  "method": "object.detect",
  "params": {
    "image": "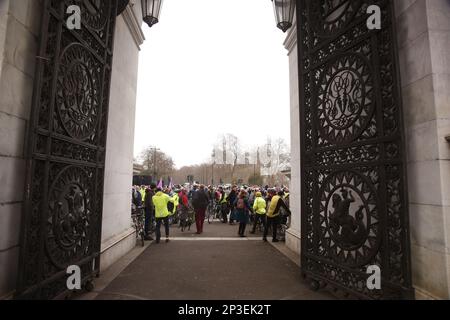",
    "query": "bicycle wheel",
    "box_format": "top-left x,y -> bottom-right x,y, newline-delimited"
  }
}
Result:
131,215 -> 139,242
207,207 -> 212,224
258,220 -> 264,233
277,224 -> 287,242
148,219 -> 156,237
139,215 -> 145,246
140,229 -> 145,246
